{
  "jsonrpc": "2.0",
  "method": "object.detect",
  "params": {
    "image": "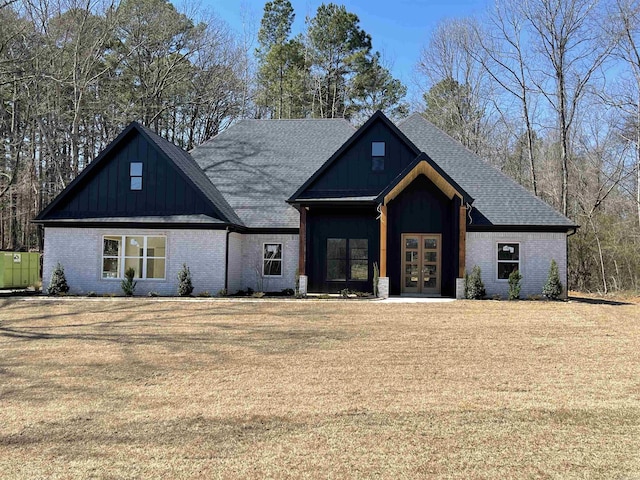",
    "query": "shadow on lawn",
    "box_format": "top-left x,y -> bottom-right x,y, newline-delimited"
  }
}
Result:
568,296 -> 634,306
